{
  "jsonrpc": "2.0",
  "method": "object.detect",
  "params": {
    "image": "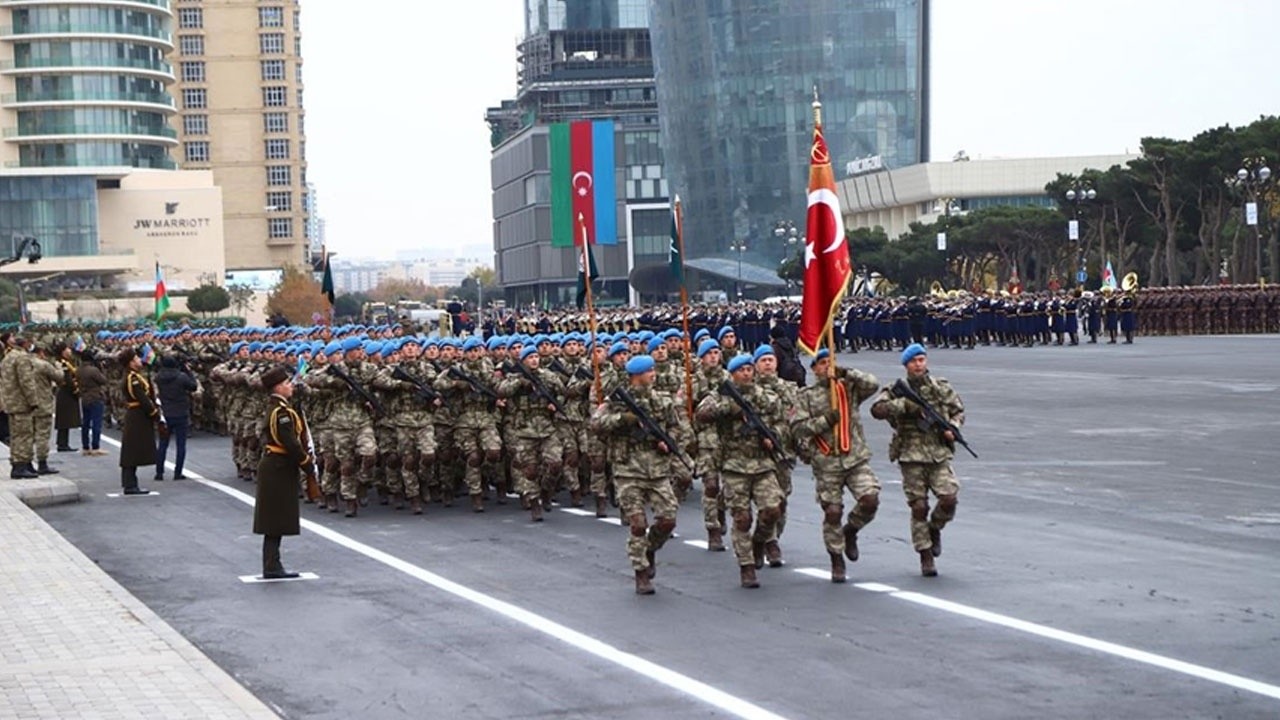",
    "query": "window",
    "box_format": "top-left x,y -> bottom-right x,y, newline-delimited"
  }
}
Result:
267,165 -> 291,186
258,7 -> 284,27
295,35 -> 302,55
265,139 -> 290,159
294,10 -> 301,31
181,61 -> 205,83
296,89 -> 304,108
264,112 -> 288,133
183,114 -> 208,135
295,64 -> 303,82
185,141 -> 209,163
182,88 -> 207,109
261,60 -> 285,81
260,33 -> 284,54
178,8 -> 203,29
262,86 -> 287,107
178,35 -> 204,55
266,191 -> 292,212
268,217 -> 293,239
